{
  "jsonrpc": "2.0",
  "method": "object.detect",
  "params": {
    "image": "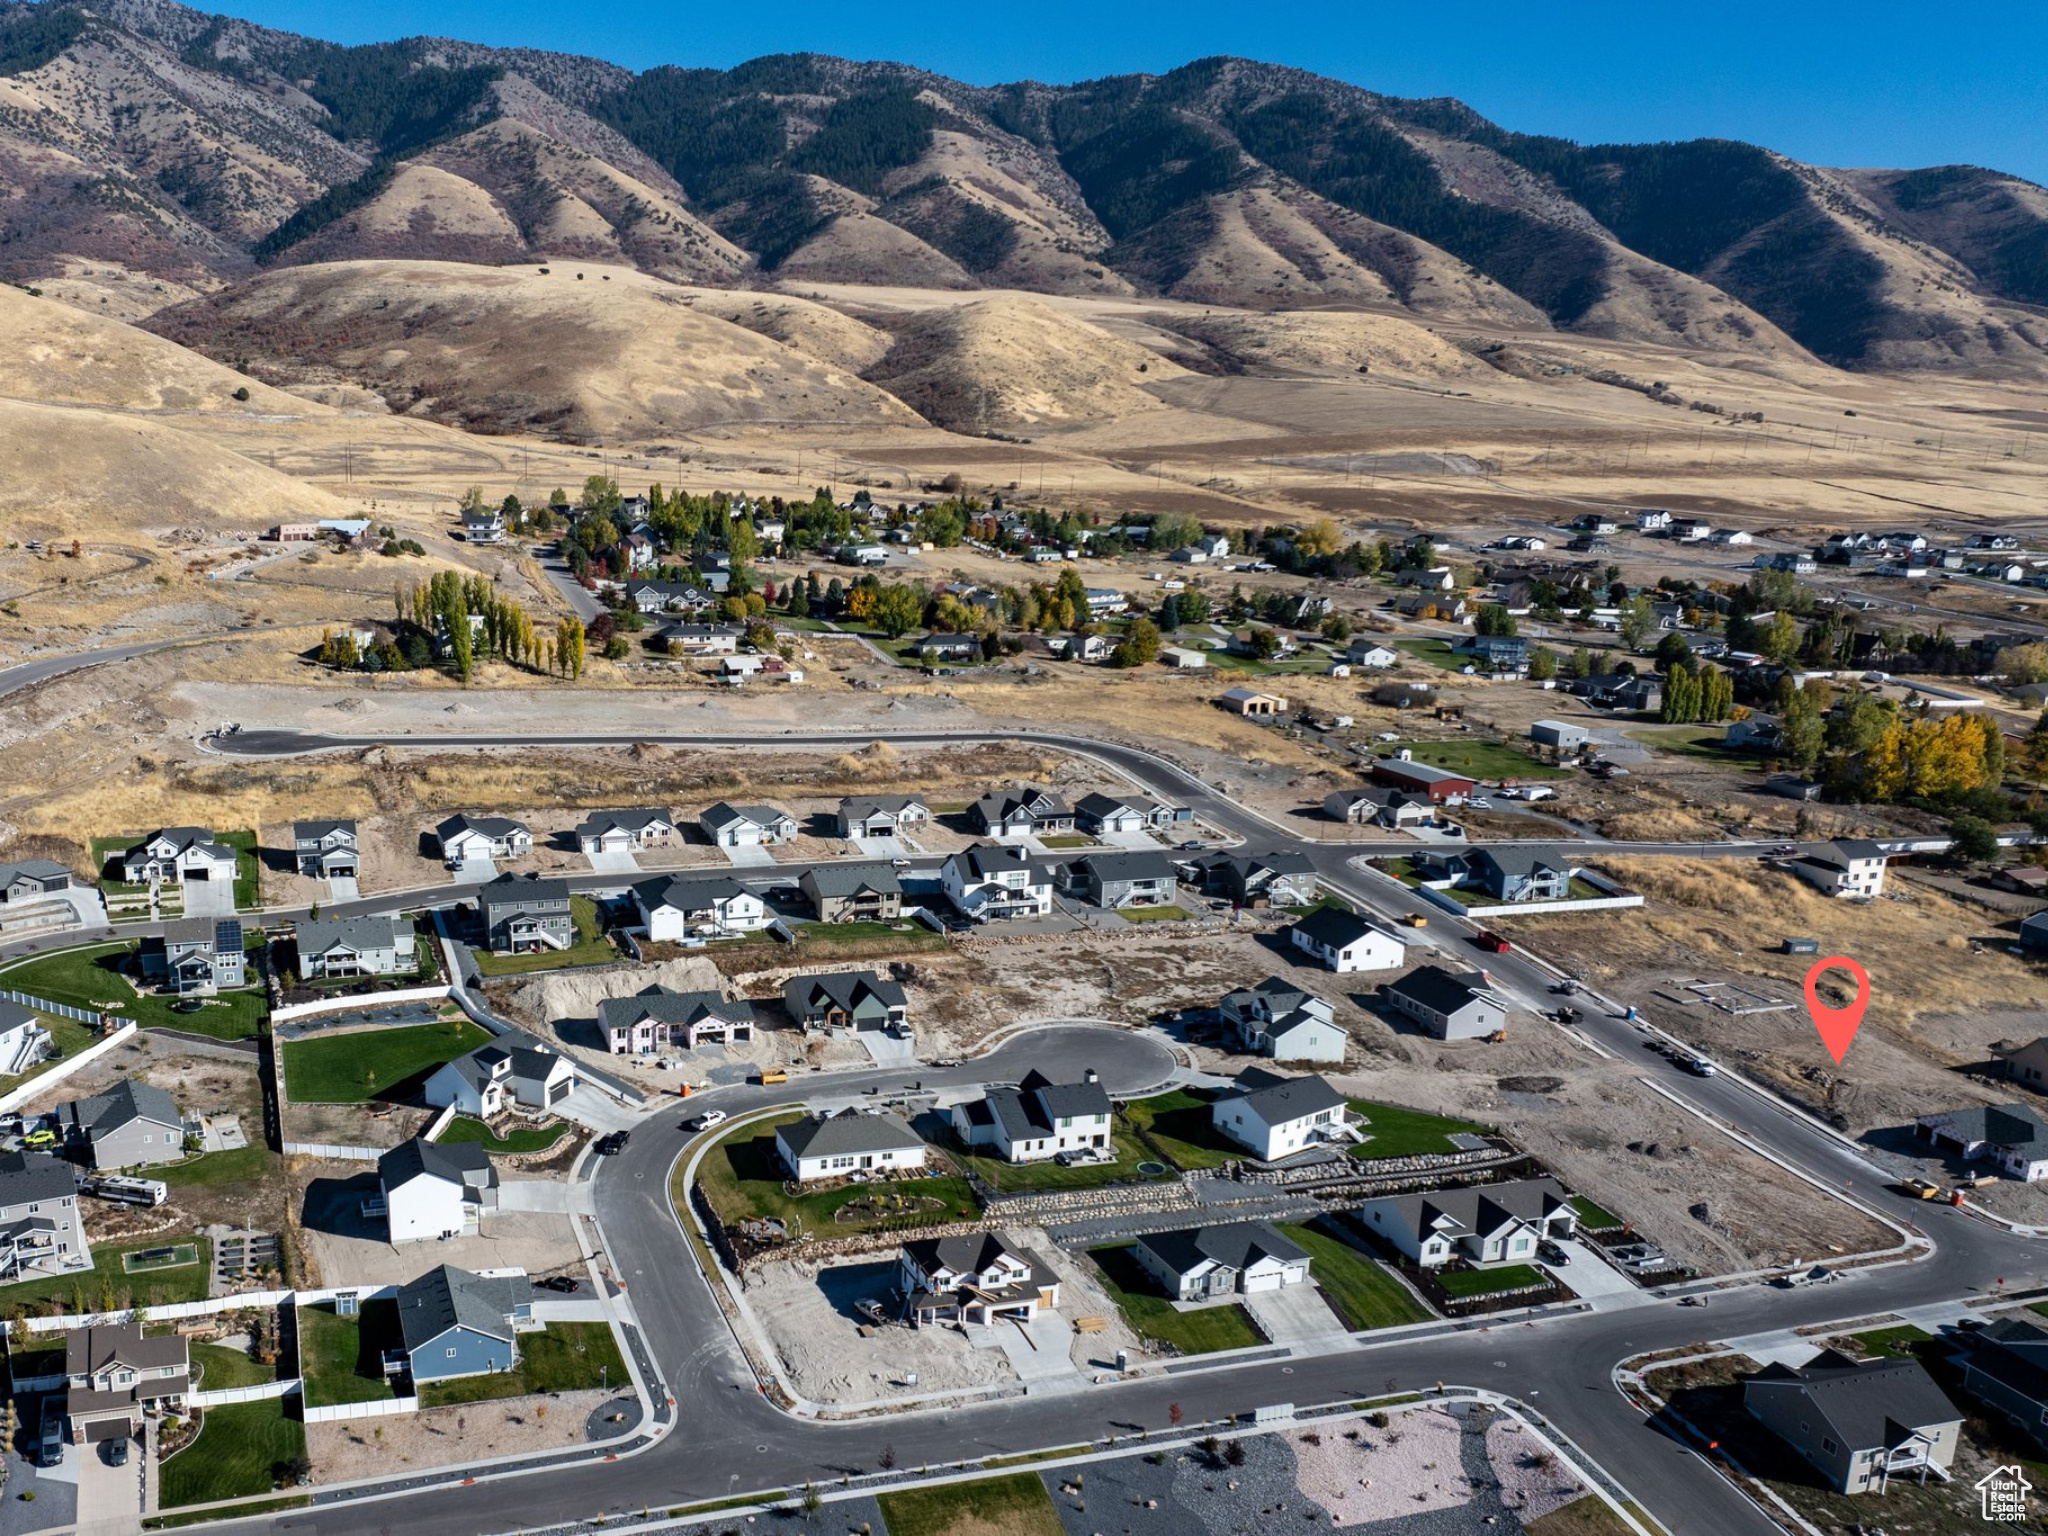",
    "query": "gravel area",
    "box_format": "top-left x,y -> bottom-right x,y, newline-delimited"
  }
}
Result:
1486,1415 -> 1588,1524
308,1388 -> 612,1482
